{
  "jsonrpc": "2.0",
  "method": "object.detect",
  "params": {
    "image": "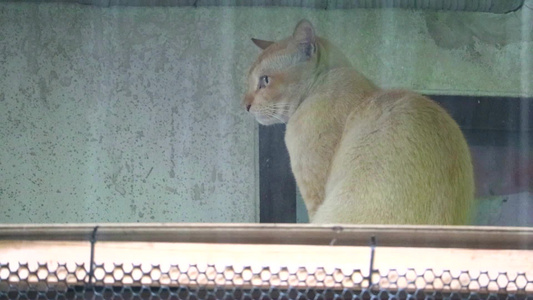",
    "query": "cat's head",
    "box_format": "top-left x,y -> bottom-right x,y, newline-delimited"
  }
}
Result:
243,20 -> 322,125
